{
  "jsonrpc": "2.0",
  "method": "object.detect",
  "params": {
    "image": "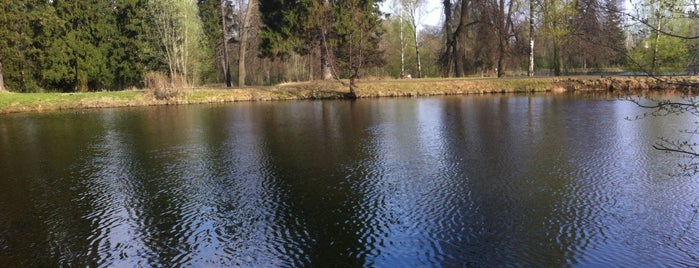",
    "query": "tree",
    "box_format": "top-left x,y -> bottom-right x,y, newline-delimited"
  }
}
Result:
528,0 -> 535,76
331,0 -> 385,94
111,0 -> 154,89
401,0 -> 425,78
391,0 -> 407,77
600,0 -> 626,66
441,0 -> 477,77
539,0 -> 574,75
483,0 -> 518,77
259,0 -> 384,86
41,0 -> 117,92
621,0 -> 699,174
625,0 -> 694,74
0,0 -> 27,92
238,0 -> 256,86
441,0 -> 454,76
221,0 -> 233,87
259,0 -> 336,81
149,0 -> 207,86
